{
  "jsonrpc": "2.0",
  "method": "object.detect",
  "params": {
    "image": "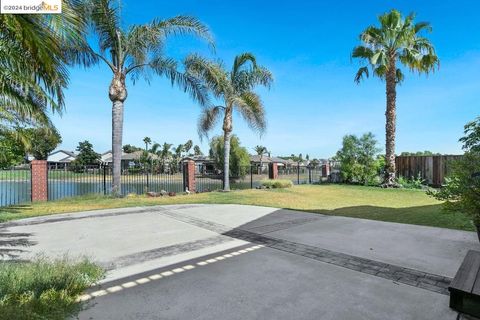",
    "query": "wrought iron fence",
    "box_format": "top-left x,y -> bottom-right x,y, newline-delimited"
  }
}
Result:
48,165 -> 185,201
278,165 -> 326,185
0,167 -> 31,207
0,162 -> 330,207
